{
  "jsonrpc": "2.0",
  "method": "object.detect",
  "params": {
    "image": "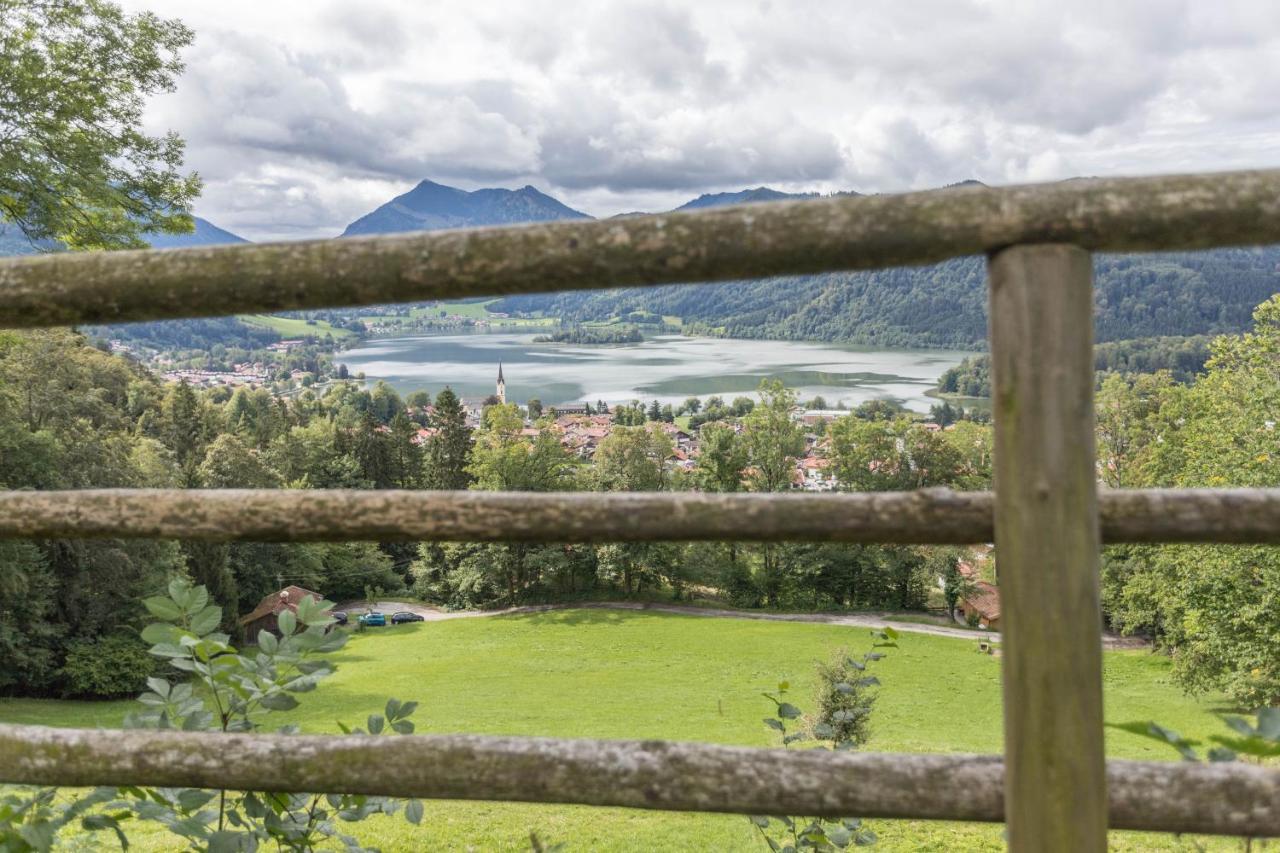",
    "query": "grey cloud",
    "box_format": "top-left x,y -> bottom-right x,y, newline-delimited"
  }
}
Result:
124,0 -> 1280,239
